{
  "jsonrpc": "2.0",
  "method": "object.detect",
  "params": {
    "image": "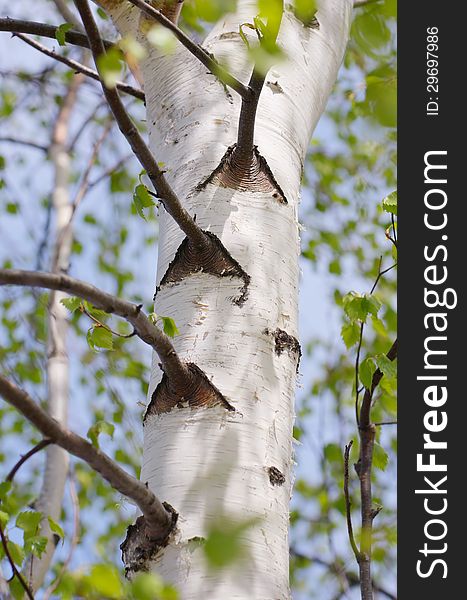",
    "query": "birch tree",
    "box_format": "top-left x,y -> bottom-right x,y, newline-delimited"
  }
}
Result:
0,0 -> 397,598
